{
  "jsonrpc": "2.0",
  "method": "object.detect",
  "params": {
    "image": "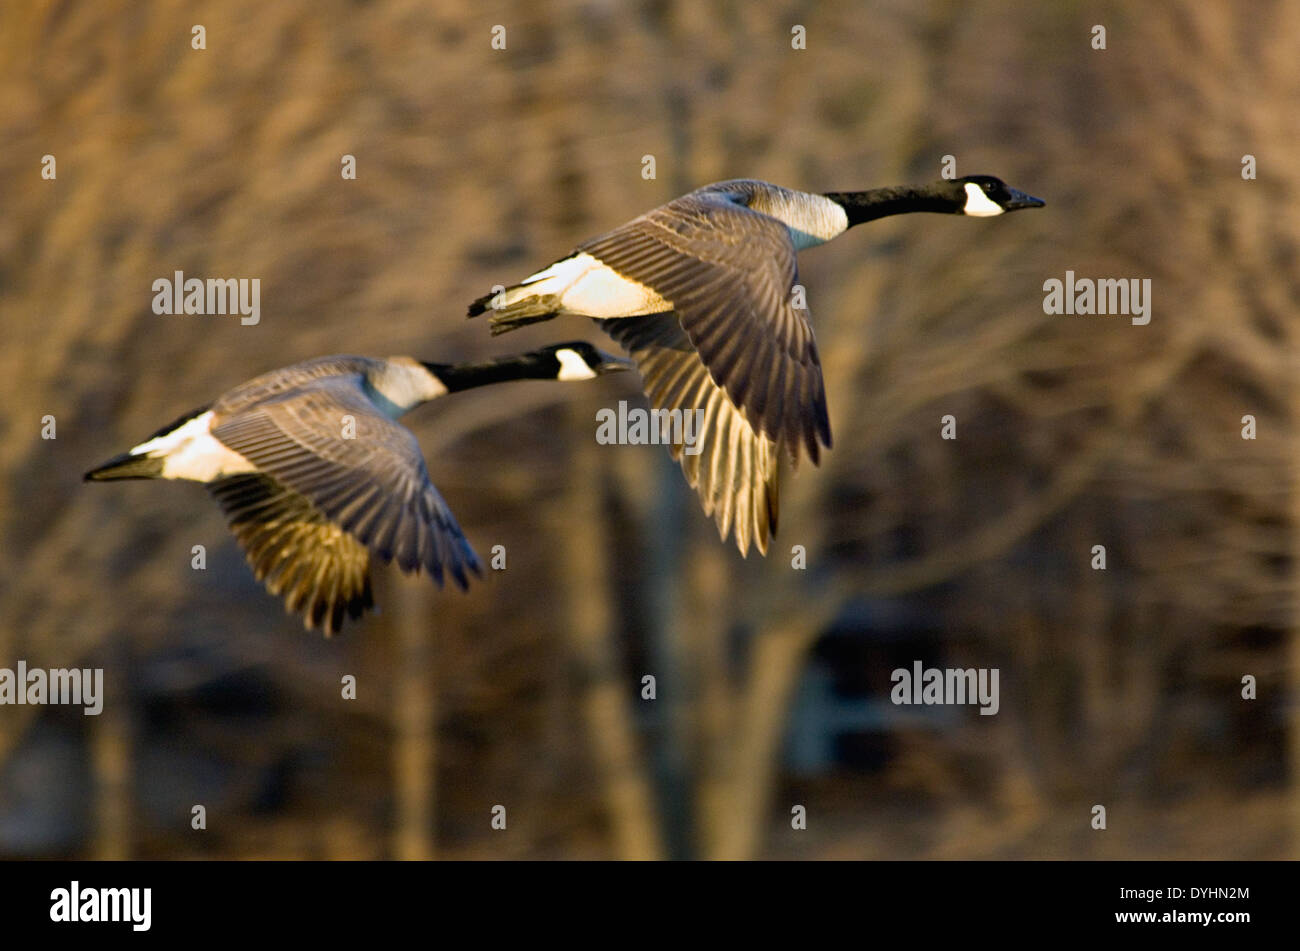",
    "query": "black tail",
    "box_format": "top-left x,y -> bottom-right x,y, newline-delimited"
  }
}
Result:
467,285 -> 565,335
467,291 -> 497,317
85,451 -> 164,481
